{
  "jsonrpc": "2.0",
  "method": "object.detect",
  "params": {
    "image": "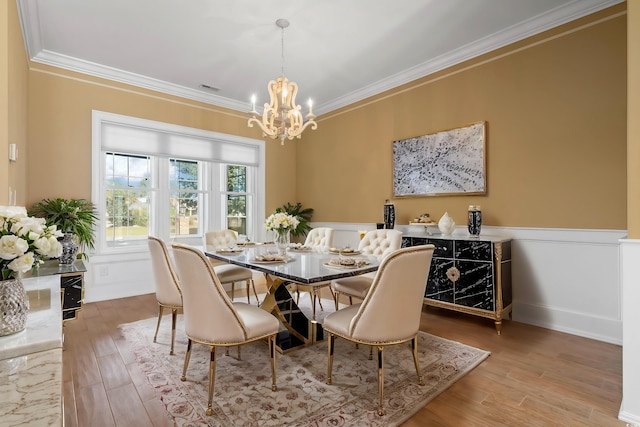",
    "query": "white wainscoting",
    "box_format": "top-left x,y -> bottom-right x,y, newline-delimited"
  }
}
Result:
619,238 -> 640,425
314,222 -> 626,345
83,223 -> 626,345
